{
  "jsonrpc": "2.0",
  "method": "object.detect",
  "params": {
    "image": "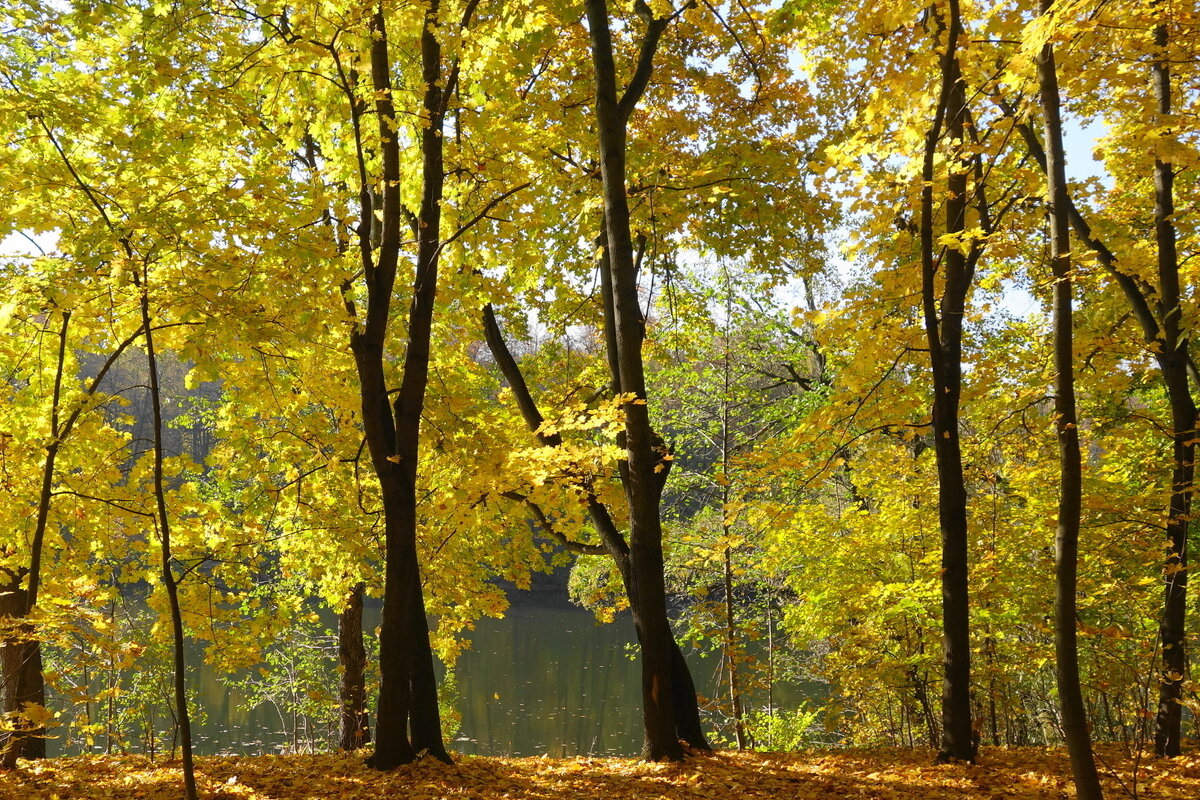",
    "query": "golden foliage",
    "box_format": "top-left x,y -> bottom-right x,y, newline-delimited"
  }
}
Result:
4,748 -> 1200,800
